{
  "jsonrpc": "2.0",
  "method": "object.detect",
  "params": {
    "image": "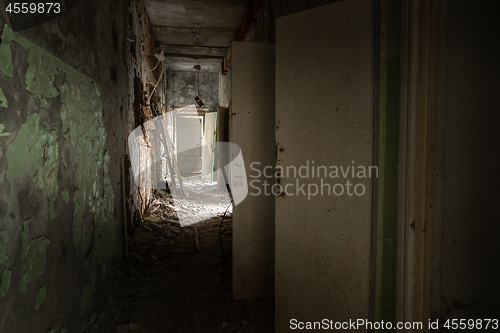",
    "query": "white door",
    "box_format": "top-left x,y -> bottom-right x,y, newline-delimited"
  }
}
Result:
231,41 -> 276,300
275,0 -> 374,331
176,115 -> 203,175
